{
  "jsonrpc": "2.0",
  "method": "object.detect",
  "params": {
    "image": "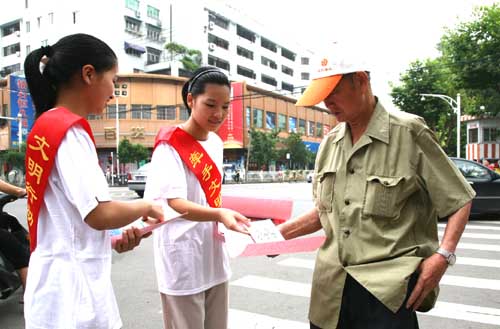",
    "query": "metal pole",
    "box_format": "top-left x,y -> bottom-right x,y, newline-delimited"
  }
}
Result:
110,151 -> 114,186
115,97 -> 120,182
456,93 -> 461,158
245,130 -> 250,182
